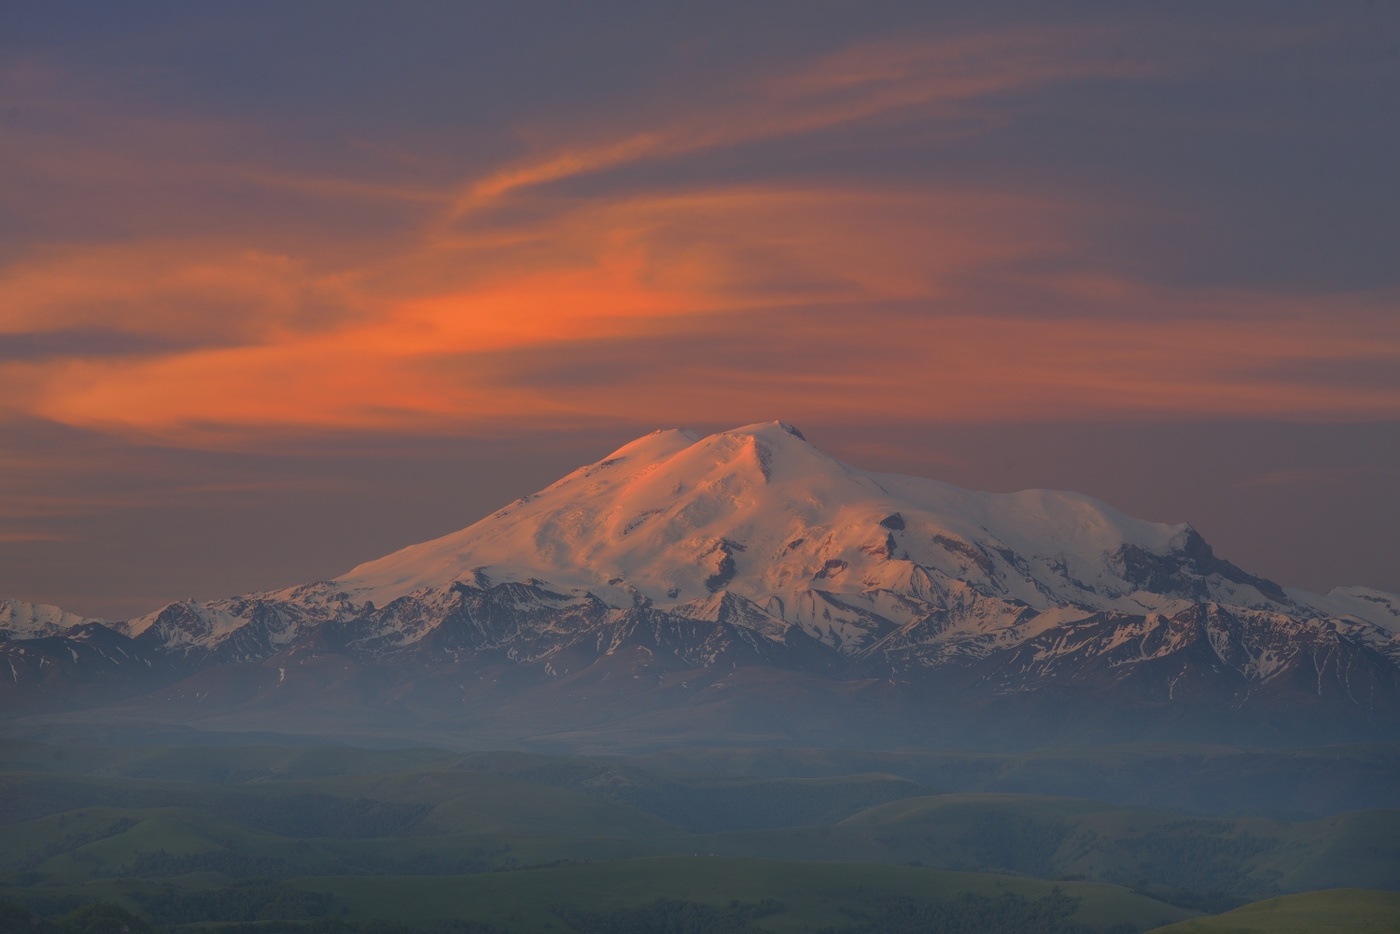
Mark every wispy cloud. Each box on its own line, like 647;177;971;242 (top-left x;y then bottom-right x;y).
447;27;1145;215
0;22;1395;448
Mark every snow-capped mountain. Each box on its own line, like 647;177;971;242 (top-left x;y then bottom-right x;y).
0;598;98;640
4;422;1398;746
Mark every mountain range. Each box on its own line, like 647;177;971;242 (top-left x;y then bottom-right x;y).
4;421;1399;749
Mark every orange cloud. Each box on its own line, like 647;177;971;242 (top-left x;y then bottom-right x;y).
1;27;1396;448
0;243;367;344
479;298;1400;426
0;181;1070;439
5;184;1397;442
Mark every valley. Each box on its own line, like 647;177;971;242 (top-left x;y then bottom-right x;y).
1;739;1397;932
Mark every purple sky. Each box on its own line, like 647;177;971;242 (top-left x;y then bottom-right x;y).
1;2;1397;618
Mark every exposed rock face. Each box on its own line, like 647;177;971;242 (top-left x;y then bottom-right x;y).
4;422;1398;745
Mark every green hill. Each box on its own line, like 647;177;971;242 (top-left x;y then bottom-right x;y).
1146;888;1400;932
697;793;1400;903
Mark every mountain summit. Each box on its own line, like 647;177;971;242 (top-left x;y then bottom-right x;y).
4;422;1399;748
343;420;1199;616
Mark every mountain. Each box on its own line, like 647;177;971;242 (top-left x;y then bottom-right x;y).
1;598;98;640
4;421;1399;749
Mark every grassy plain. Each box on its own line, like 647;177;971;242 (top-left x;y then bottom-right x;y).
304;857;1194;932
0;739;1397;931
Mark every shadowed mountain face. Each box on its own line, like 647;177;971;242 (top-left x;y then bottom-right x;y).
3;422;1399;748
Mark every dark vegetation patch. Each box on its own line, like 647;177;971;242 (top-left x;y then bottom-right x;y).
0;899;503;934
199;923;502;934
1129;885;1246;915
816;888;1130;934
1107;825;1278;895
951;807;1070;877
553;897;783;933
136;879;335;924
7;818;137;874
0;898;153;934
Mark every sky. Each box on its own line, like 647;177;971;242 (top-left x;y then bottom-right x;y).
1;1;1397;619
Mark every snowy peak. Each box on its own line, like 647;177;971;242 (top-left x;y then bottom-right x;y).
338;421;844;606
336;421;1282;632
0;598;99;640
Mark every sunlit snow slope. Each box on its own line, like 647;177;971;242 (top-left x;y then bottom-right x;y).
345;422;1189;609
